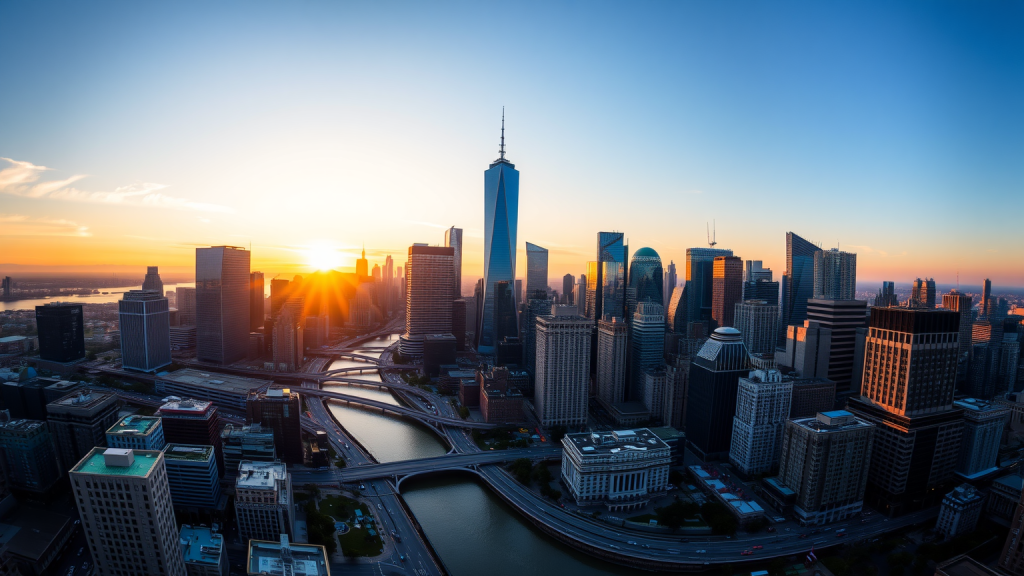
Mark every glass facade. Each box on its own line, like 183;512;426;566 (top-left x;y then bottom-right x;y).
626;247;663;322
684;247;733;333
479;154;519;355
597;232;628;320
196;246;251;365
782;232;821;331
525;242;548;299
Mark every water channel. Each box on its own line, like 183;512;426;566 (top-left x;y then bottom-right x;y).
324;334;639;576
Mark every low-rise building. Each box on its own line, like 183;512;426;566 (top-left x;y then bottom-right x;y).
0;506;74;576
561;429;670;511
246;534;329;576
105;415;166;450
155;369;272;411
936;555;1001;576
689;464;766;527
179;524;228;576
459;378;479;407
936;484;984;540
235;461;293;542
479;366;524;424
438;368;475;395
988;473;1024;523
607;401;651;428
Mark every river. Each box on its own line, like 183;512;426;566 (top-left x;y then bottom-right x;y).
0;282;197;312
324;334;639;576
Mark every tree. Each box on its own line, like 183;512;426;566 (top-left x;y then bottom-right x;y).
700;502;737;536
303;501;338;555
509;458;533;484
459;406;470;419
305;483;321;500
668;469;684;487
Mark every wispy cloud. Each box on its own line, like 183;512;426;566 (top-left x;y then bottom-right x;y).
0;213;91;237
0;157;232;213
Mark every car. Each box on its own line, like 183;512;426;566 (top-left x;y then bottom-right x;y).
741;550;753;556
627;541;637;546
837;532;848;538
78;547;84;556
752;545;763;550
641;544;650;549
399;555;406;562
74;520;81;526
696;550;707;554
359;484;365;489
767;526;776;532
377;504;382;510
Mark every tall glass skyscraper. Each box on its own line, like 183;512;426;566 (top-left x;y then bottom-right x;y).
478;114;519;355
626;247;663;322
781;232;821;332
596;232;628;320
196;246;251;365
525;242;548;300
684;247;733;333
444;227;463;299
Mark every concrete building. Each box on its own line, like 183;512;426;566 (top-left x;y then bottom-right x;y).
0;505;74;576
936;484;984;540
106;415;166;451
1002;484;1024;574
179;525;228;576
912;277;937;309
812;249;857;300
734;300;780;355
157;398;223;472
177;286;197;327
118;289;172;372
170;325;197;350
711;255;743;329
34;302;85;363
45;388;120;471
525;242;549;300
690;464;766;527
595;316;628;407
988;473;1024;523
479;366;525;424
778;320;832;379
806;298;868;395
642;369;671;425
246;535;329;576
70;448;186;576
773;411;874;525
400;245;454;358
953;398;1009;478
789;376;836;418
561;429;670;511
196;246;251;365
156;369;272;411
235;461;293;542
729;369;793;476
164;444;223;510
630;301;665;402
534;307;592;428
523;297;554;378
685;327;752;461
0;419;62;496
445;227;463;299
221;423;277;476
423;333;457;377
943;290;974;357
246;387;303;464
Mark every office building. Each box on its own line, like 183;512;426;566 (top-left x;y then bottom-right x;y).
249;272;264;332
170;325;197;350
561;429;670;511
177;286;197;327
789;376;837;418
734;300;780;355
524;297;554;377
935;484;983;540
271;306;301;371
247;535;329;576
155;369;271;411
478;116;519;355
423;333;457;376
71;448;186;576
400;244;454;358
576;274;587;316
875;281;898;307
35;302;85;363
685;327;752;461
1;276;10;298
562;273;575;306
106;415;166;451
157;398;223;472
812;249;857;300
479;366;525;424
943;290;974;357
912;278;937;309
953;398;1008;478
744;278;780;306
685;247;734;333
46;388;120;471
806;299;868;394
179;525;228;576
246;387;302;464
663;260;677;310
196;246;251;365
641;369;673;425
772;411;874;525
221;423;277;476
626;248;663;322
596;316;628;407
729;369;792;476
630;301;665;401
534;306;592;427
665;283;687;334
164;444;223;510
711;255;743;329
592;232;629;324
444;226;463;299
525;242;548;299
781;232;822;336
119;289;172;372
778;321;831;379
235;461;293;542
142;265;164;293
1001;485;1024;574
0;418;62;496
846;307;964;514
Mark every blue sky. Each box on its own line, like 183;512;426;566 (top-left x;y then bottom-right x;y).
1;1;1022;287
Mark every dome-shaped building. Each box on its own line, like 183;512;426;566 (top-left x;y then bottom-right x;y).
626;247;663;321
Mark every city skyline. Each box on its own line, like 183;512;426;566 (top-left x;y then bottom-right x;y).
2;2;1023;285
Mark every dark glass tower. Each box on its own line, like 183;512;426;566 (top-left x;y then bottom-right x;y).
597;232;628;320
479;113;519;355
525;242;549;299
35;302;85;363
684;247;733;334
685;327;752;461
626;247;663;322
782;232;821;334
196;246;251;365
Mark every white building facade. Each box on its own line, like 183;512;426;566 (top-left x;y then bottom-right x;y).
729;369;793;476
561;429;670;511
235;461;293;542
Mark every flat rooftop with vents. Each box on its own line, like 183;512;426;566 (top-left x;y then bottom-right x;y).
155;369;272;410
247;534;329;576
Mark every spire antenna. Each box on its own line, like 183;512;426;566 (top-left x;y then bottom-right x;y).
707;221;717;248
499;107;506;160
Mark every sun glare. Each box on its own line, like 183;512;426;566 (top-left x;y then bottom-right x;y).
305;244;342;271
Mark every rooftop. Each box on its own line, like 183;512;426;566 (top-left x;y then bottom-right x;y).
690;465;765;518
565;428;669;456
791;411;874;433
157;397;214;415
954;398;1011;415
48;389;117;410
247;535;329;576
72;447;160;478
945;484;983;505
0;506;73;563
237;461;288;489
157;369;271;396
0;419;46;435
179;525;224;567
107;415;161;437
935;554;1001;576
164;444;215;462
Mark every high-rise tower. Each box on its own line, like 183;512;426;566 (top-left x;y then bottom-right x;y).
445;227;463;298
626;247;663;322
663;260;677;310
400;244;454;357
911;278;936;309
782;232;821;333
525;242;549;299
249;271;265;331
142;265;164;294
596;232;628;321
196;246;251;365
943;290;973;357
711;255;743;329
479;111;520;355
685;247;733;334
813;249;857;300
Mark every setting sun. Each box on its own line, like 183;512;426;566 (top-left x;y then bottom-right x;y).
304;243;343;271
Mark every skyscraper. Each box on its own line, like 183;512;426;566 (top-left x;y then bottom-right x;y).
525;242;548;299
355;245;368;279
595;232;628;322
685;247;734;333
982;278;993;317
176;286;196;326
157;398;223;473
743;263;779;305
576;274;587;316
250;271;265;332
813;248;857;300
1;276;11;298
35;302;85;363
596;316;628;407
953;398;1008;478
943;290;974;357
711;255;743;329
524;296;553;377
142;265;164;294
626;247;663;322
270;278;290;319
479;113;519;355
0;419;62;496
47;388;121;471
399;244;454;358
71;448;186;576
663;260;677;310
846;307;964;514
806;298;868;395
685;327;752;461
781;232;821;333
874;281;898;307
163;444;223;511
734;300;780;355
666;284;686;334
445;227;463;298
912;278;936;309
729;369;792;476
196;246;251;365
119;290;172;372
562;273;575;305
630;301;665;402
534;306;592;427
235;461;294;542
246;387;303;464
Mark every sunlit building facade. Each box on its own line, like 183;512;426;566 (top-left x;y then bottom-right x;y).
525;242;548;299
196;246;251;365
